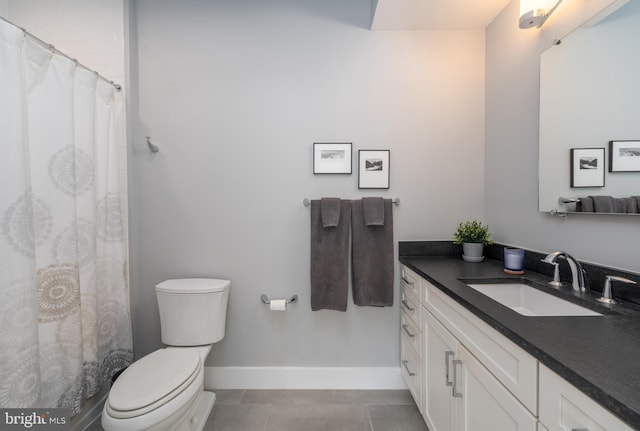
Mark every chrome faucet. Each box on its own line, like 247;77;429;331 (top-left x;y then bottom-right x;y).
543;251;588;292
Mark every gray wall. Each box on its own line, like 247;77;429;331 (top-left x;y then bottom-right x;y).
130;0;486;366
485;0;638;273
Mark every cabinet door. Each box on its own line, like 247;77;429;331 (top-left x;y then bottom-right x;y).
539;364;634;431
456;345;537;431
423;308;458;431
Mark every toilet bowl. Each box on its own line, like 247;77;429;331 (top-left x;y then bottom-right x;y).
102;278;230;431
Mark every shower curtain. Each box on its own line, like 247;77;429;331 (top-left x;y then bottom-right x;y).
0;20;133;414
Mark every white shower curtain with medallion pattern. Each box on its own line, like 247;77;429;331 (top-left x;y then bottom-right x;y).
0;20;133;414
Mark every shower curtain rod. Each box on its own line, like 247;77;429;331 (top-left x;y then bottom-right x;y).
0;15;122;91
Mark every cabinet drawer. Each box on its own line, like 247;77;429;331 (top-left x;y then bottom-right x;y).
423;279;538;414
401;332;422;408
401;308;421;354
401;287;420;326
401;265;421;302
539;364;634;431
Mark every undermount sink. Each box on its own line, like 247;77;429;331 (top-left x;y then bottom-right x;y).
466;283;602;317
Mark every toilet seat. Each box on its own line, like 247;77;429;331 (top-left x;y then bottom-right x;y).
107;349;201;419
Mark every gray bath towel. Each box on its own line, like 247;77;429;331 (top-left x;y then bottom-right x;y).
363;197;385;226
623;197;638;213
321;198;341;227
591;196;615;213
351;199;394;307
634;197;640;213
310;199;351;311
577;197;594;212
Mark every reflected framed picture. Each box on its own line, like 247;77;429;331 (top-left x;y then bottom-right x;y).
313;143;352;174
609;140;640;172
570;148;605;188
358;150;390;189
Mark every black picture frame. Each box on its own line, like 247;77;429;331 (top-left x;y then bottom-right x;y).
570;148;605;188
609;140;640;172
358;150;390;189
313;143;352;174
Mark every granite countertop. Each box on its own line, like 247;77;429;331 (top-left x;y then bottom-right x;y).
399;254;640;429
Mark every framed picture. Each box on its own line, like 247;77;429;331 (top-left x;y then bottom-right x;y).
313;143;352;174
570;148;605;188
609;140;640;172
358;150;390;189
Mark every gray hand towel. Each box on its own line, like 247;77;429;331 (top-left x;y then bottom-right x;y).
591;196;615;213
310;199;351;311
363;197;385;226
321;197;341;227
634;196;640;213
577;197;594;212
351;199;394;307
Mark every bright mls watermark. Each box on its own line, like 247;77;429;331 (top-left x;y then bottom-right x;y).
1;409;70;431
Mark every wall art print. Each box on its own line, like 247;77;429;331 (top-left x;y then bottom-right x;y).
570;148;605;188
313;143;352;174
358;150;390;189
609;140;640;172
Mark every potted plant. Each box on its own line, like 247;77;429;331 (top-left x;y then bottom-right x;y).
453;220;494;262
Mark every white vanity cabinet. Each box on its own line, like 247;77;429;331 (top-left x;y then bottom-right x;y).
421;293;536;431
422;278;538;413
400;266;423;407
539;364;634;431
399;263;635;431
400;264;537;431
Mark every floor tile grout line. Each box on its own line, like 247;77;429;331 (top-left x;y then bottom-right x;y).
260;403;270;431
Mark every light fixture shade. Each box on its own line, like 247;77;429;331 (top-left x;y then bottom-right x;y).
520;0;562;29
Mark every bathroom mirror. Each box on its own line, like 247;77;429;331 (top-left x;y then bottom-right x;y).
538;0;640;214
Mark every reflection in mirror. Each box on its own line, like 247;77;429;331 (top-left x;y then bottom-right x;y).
538;0;640;215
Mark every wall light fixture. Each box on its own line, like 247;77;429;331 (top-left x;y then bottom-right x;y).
519;0;563;28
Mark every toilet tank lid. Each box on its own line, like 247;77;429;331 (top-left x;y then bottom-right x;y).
156;278;231;294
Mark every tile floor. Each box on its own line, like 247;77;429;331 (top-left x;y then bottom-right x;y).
206;389;428;431
91;390;428;431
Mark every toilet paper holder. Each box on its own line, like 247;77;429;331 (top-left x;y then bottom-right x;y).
261;294;298;305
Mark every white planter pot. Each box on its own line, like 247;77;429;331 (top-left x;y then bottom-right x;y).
462;242;484;262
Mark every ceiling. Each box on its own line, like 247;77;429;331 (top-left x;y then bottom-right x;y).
371;0;513;30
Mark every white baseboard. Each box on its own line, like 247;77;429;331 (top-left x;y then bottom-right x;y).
204;366;406;390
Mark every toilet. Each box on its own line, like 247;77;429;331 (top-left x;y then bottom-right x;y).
102;278;230;431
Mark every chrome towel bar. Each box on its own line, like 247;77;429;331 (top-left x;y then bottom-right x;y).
303;197;400;207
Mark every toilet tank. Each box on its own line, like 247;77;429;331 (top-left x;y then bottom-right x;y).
155;278;230;346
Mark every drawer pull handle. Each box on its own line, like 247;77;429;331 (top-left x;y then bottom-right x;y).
571;429;590;431
401;276;414;286
402;324;415;338
402;360;416;376
445;351;454;386
452;359;463;398
401;299;415;312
